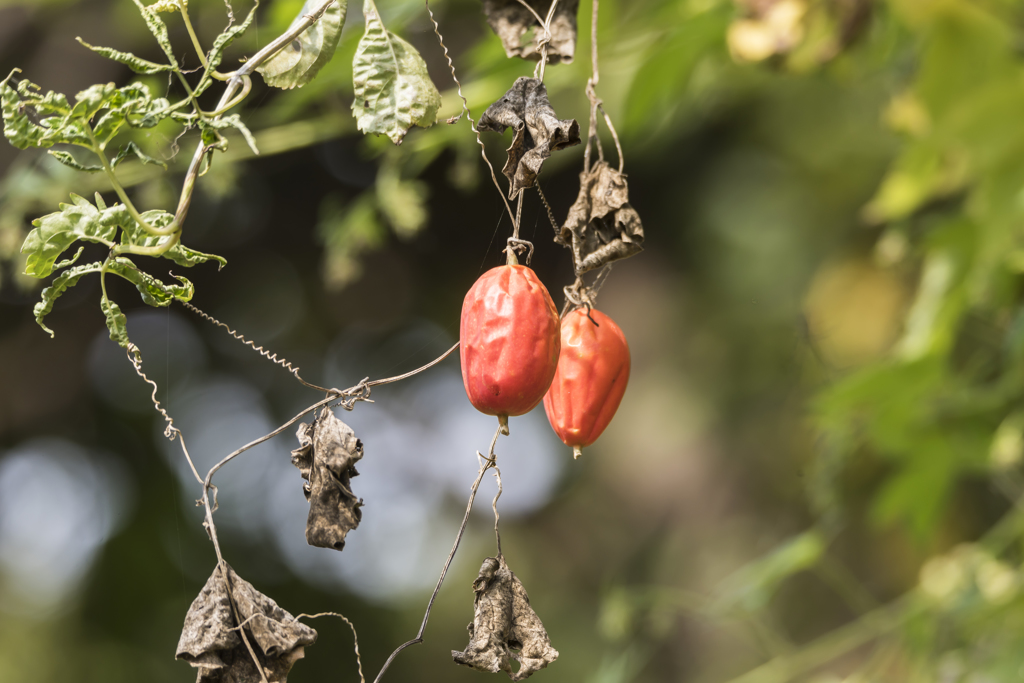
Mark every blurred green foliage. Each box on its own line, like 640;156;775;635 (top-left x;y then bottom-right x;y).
7;0;1024;682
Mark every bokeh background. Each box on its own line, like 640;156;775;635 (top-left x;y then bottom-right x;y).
4;0;1024;681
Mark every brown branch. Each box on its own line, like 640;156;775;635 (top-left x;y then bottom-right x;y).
372;425;505;683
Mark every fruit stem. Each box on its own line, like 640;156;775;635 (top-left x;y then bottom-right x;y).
498;414;510;435
573;446;583;459
506;248;519;266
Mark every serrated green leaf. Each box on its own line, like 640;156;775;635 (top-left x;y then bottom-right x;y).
193;1;260;100
351;1;440;144
22;194;118;278
101;294;130;347
33;261;104;337
76;37;176;74
111;141;167;169
257;0;346;90
107;257;194;306
130;0;179;69
48;149;102;172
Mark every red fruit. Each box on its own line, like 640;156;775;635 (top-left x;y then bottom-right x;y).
460;265;561;425
543;308;630;458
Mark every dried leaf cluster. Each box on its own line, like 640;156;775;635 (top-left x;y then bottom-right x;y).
291;409;365;551
176;563;317;683
479;77;581;199
482;0;580;64
558;161;644;274
452;556;559;680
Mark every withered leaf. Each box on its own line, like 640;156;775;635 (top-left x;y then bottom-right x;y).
176;562;317;683
482;0;580;64
291;409;364;551
478;77;580;199
557;160;644;274
452;556;558;680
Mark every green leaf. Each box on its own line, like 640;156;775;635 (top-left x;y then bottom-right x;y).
351;0;440;144
130;0;179;69
165;244;227;269
107;257;194;306
193;0;260;100
70;82;117;120
53;246;85;271
76;37;176;74
47;149;102;172
1;73;88;149
101;294;130;348
93;83;166;144
200;114;259;154
257;0;347;90
22;194;118;278
33;261;104;337
147;0;182;12
111;141;167;169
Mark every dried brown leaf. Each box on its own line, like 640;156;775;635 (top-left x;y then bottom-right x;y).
558;160;644;274
478;77;580;199
452;556;558;680
176;563;317;683
291;409;364;551
482;0;580;64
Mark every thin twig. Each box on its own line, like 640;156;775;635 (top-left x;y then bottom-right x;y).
125;343;203;485
181;301;332;392
492;466;503;557
295;612;366;683
372;425;504;683
425;0;517;232
175;0;338;228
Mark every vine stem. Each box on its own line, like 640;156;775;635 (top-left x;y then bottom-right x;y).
371;425;505;683
174;0;338;228
425;0;517;233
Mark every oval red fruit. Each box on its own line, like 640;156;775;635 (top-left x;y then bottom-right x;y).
460;265;561;422
543;308;630;458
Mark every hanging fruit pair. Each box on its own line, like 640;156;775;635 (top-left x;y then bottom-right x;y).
543;307;630;458
460;257;561;432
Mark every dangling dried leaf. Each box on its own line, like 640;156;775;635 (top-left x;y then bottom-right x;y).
482;0;580;64
452;556;558;680
176;562;318;683
557;160;644;274
478;77;580;199
291;409;364;550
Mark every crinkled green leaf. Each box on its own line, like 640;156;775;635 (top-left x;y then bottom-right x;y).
257;0;347;90
148;0;182;12
200;114;259;154
112;141;167;169
48;149;102;172
130;0;179;69
53;246;85;271
71;83;117;120
22;194;118;278
165;244;227;269
107;257;194;306
76;37;176;74
93;83;166;144
191;0;259;100
33;261;104;337
351;0;440;144
101;295;130;347
2;72;89;149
